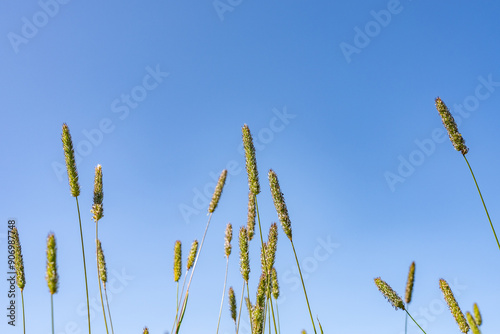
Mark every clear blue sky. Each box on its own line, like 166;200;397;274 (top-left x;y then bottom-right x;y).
1;1;500;333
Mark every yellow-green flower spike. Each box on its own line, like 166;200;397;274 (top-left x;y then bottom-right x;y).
228;286;237;323
466;311;481;334
405;261;415;304
96;239;107;286
187;240;198;271
374;277;405;310
61;123;81;197
253;273;267;334
266;223;278;273
46;233;58;295
247;192;256;241
224;223;233;258
91;164;103;222
271;267;279;299
239;227;250;282
11;227;25;290
242;124;260;195
473;303;482;326
208;169;227;213
143;327;149;334
435;97;469;155
174;240;182;282
268;169;292;241
439;279;469;333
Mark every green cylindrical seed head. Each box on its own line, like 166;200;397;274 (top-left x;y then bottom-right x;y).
266;223;278;273
374;277;405;311
174;240;182;282
11;227;25;290
239;227;250;282
224;223;233;258
260;242;267;274
187;240;198;270
228;286;237;323
271;267;279;299
439;278;469;333
253;273;267;334
435;97;469;155
405;261;415;304
466;311;481;334
208;169;227;213
473;303;482;326
91;164;104;222
97;239;108;286
247;192;256;241
242;124;261;195
268;169;292;241
46;233;59;295
62;123;81;197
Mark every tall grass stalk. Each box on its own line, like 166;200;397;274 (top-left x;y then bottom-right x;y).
174;169;227;333
435;98;500;252
404;262;415;334
46;233;58;334
62;123;91;334
268;170;317;334
96;238;109;334
216;223;233;334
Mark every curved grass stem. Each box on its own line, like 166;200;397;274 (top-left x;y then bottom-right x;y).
463;154;500;252
405;310;427;334
236;280;246;334
76;197;91;334
216;257;230;334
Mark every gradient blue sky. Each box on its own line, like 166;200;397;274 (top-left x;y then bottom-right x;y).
2;1;500;333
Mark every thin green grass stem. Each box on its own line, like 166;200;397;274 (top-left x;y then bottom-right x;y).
236;280;246;334
463;154;500;252
291;242;317;334
216;258;230;334
76;197;91;334
405;311;408;334
104;287;114;334
21;290;25;334
246;282;254;334
254;196;278;334
275;299;281;334
51;293;55;334
405;310;427;334
96;223;109;334
175;213;214;333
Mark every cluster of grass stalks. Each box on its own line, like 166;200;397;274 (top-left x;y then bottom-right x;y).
8;97;495;333
374;97;494;334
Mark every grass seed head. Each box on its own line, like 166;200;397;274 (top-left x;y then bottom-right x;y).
46;233;58;294
97;239;108;285
239;226;250;282
473;303;482;326
466;311;481;334
187;240;198;270
440;278;469;333
374;277;405;311
143;327;149;334
405;261;415;304
208;169;227;213
435;97;469;155
266;223;278;273
268;169;292;241
224;223;233;258
228;286;237;323
247;192;256;241
11;227;25;290
253;273;267;334
174;240;182;282
242;124;261;195
61;123;80;197
271;267;280;299
91;164;104;222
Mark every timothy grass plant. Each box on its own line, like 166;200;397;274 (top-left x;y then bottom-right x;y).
46;233;58;334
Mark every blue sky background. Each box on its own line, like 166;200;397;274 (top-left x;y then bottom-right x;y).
1;1;500;333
